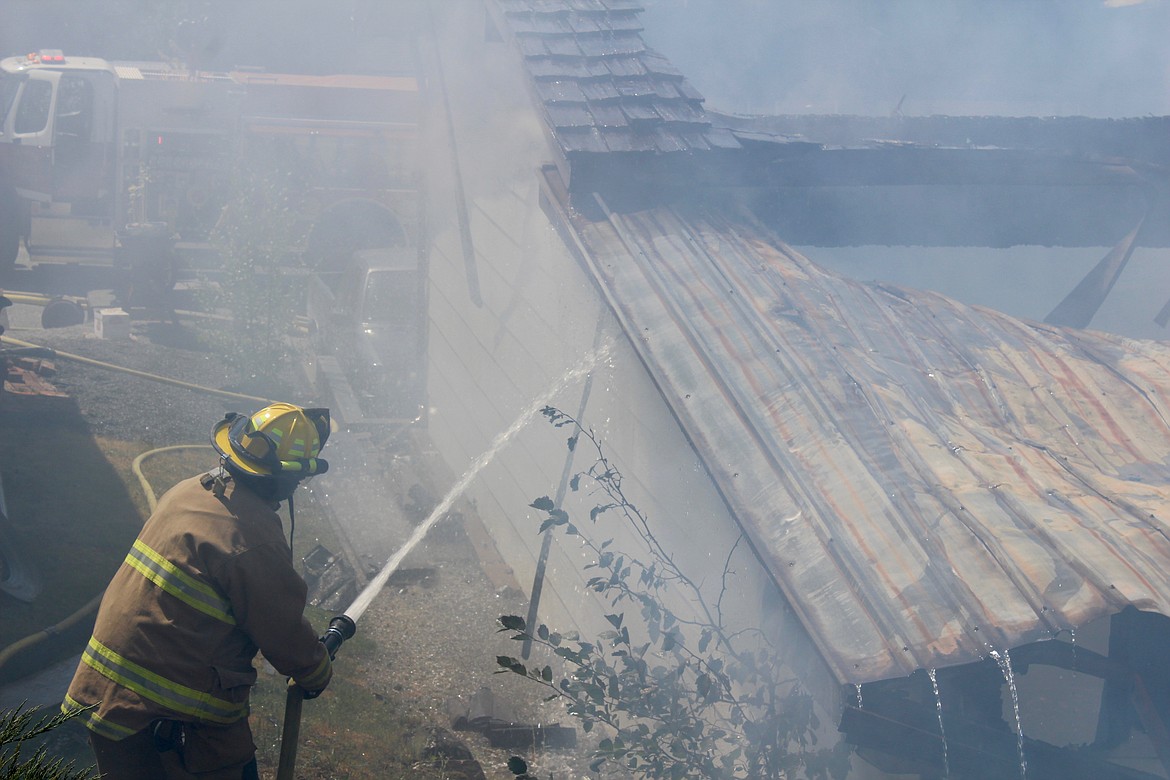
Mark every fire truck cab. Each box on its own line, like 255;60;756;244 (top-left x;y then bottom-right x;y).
0;49;420;275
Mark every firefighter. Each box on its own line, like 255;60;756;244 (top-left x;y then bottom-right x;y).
63;403;335;779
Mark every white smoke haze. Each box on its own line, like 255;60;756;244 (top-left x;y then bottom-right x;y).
641;0;1170;117
635;0;1170;341
6;2;1170;775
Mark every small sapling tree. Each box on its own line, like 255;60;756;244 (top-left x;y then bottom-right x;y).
202;143;309;392
496;407;851;780
0;703;97;780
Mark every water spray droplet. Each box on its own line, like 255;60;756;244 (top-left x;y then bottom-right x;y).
343;345;611;623
928;668;950;778
991;648;1028;779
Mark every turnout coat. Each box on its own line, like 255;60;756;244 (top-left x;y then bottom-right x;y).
63;471;331;750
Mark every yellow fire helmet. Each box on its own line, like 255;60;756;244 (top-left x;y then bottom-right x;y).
211;402;330;477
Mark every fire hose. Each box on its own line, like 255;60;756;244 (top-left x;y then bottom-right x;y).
275;555;418;778
275;615;356;780
276;481;460;778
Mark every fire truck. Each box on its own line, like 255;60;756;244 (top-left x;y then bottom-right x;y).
0;49;420;276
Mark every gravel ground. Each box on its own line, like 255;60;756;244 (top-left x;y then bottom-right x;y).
1;299;594;779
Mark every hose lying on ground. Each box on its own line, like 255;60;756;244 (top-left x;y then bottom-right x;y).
0;334;273;405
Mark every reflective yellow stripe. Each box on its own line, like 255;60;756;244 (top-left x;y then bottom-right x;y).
62;693;137;740
286;436;307;458
296;653;331;691
82;637;247;724
126;540;236;625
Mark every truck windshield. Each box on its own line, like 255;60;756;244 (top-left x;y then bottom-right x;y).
13;79;52;134
0;74;22;127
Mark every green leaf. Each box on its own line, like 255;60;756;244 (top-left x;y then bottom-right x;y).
537;624;550;641
530;496;555;511
542;665;553;682
605;613;624;629
498;615;526;632
570;474;581;491
698;629;713;653
496;655;522;674
567;434;578;451
507;756;529;775
697;673;712;699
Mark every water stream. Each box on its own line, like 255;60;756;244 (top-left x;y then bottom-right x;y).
928;668;950;778
343;346;610;623
990;649;1028;779
854;683;863;709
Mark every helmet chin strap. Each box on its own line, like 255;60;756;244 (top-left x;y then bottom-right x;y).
286;492;296;563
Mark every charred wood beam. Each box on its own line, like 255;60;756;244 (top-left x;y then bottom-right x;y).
713;113;1170;171
563;111;1170;247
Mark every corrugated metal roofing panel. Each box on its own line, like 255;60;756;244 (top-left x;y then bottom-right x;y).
563;198;1170;684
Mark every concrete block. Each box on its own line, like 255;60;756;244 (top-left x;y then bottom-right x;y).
94;308;131;340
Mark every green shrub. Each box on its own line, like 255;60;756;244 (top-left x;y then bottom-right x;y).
0;702;97;780
497;408;852;780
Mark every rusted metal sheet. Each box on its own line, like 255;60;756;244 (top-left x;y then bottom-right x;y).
559;192;1170;685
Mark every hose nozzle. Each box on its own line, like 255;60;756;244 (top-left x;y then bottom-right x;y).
322;615;356;659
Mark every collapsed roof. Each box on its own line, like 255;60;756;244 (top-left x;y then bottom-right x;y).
544;186;1170;683
489;0;1170;685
